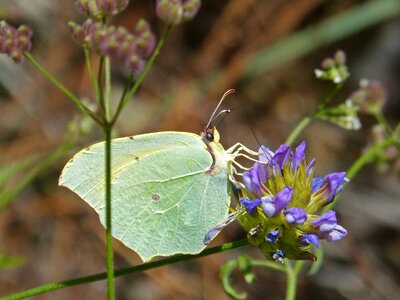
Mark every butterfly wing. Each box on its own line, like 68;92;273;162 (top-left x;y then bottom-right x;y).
59;131;231;261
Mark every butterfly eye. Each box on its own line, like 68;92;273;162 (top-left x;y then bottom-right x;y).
206;131;214;142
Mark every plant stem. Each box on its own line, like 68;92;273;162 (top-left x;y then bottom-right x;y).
104;122;115;300
285;261;296;300
0;239;250;300
24;52;102;125
285;115;313;146
111;24;173;125
84;48;105;117
104;57;112;122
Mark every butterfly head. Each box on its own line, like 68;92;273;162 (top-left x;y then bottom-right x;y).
201;126;220;144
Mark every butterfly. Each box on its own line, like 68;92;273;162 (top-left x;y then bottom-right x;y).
59;89;258;261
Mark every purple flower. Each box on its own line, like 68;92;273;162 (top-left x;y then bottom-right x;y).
270;144;290;172
300;233;319;247
323;172;349;205
311;210;337;232
240;197;261;216
0;21;33;63
284;207;307;225
258;145;274;163
243;162;268;194
321;224;348;242
311;176;324;193
291;141;306;170
270;249;286;262
261;186;293;217
266;229;280;243
306;158;316;176
261;196;275;217
274;186;293;214
68;18;155;74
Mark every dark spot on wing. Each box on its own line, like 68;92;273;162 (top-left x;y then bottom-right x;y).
129;136;134;140
152;194;160;201
134;156;140;161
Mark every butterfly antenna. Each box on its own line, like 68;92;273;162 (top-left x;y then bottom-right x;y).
249;125;262;148
206;89;236;128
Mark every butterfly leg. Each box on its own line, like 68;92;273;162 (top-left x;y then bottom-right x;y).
226;143;259;156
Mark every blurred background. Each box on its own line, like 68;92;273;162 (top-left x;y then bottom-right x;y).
1;0;400;299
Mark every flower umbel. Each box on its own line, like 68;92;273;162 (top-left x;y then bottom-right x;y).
0;21;33;63
237;142;348;262
68;18;156;74
314;50;349;84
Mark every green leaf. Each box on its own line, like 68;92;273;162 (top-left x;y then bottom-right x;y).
60;131;232;261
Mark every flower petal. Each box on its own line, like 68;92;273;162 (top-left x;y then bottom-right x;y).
266;229;280;243
311;210;337;232
273;186;293;215
240;197;261;216
284;207;307;225
300;233;319;247
261;196;275;217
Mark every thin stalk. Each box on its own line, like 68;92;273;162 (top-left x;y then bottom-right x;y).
373;112;400;151
285;115;313;146
104;57;112;122
285;261;296;300
24;52;102;125
104;123;115;300
317;83;343;111
0;239;250;300
111;24;173;125
84;48;105;116
98;56;105;109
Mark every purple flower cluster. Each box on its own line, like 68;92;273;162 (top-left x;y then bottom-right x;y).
156;0;201;25
75;0;129;18
0;21;33;63
68;19;155;74
237;141;348;261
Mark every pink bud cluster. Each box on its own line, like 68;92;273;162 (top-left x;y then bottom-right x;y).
156;0;201;25
75;0;129;18
0;20;33;63
69;19;156;74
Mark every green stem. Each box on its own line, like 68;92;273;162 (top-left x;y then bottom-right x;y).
285;261;296;300
111;24;173;125
104;123;115;300
0;239;249;300
373;111;392;136
84;48;105;116
285;115;313;146
104;57;112;122
284;260;303;300
24;52;102;125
